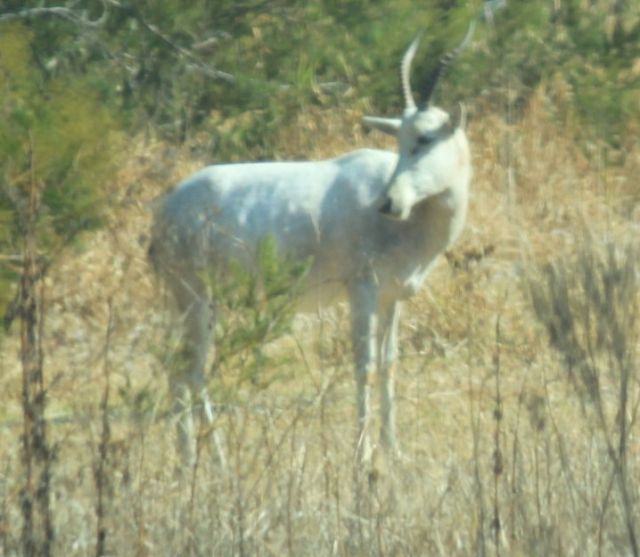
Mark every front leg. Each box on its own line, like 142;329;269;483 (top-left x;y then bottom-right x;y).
378;301;401;453
349;279;378;461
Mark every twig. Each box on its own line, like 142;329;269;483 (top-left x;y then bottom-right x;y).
492;314;504;556
20;132;54;557
94;298;115;557
125;6;235;83
0;3;109;28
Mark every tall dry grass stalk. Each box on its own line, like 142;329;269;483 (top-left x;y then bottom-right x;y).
93;299;114;557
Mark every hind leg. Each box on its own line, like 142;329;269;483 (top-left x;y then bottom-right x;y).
170;273;215;466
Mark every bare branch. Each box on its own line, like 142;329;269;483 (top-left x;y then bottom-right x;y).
0;2;235;83
129;10;235;83
0;3;109;28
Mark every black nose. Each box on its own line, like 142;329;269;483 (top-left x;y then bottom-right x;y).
379;198;392;215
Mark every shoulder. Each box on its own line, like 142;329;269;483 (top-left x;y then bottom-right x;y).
334;149;397;174
335;148;396;163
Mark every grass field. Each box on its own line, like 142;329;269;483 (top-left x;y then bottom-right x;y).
1;86;639;556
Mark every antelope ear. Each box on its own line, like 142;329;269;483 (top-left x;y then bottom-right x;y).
362;116;402;137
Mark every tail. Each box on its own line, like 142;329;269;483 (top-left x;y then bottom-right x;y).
147;193;166;275
147;237;160;274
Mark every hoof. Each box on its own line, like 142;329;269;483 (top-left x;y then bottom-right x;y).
199;389;214;424
380;434;408;462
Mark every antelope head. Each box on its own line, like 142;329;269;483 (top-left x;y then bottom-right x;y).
365;23;475;220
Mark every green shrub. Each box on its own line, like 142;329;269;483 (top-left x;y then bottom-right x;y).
0;24;120;328
207;236;312;394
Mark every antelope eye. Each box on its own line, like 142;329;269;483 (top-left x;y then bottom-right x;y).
412;134;435;155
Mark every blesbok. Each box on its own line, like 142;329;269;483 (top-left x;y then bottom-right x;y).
149;24;475;465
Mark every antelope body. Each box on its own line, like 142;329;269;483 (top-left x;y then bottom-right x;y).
150;25;474;464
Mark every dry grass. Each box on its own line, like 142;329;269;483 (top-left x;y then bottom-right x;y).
1;84;639;556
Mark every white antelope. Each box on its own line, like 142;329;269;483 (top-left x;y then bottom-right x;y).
149;24;474;465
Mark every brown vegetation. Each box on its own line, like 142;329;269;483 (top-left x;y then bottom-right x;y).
1;84;639;555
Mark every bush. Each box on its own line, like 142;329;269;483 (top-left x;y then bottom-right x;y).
0;23;120;328
529;240;640;556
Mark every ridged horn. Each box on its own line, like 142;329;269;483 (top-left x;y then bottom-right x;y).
422;20;476;107
400;34;421;111
452;102;467;130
